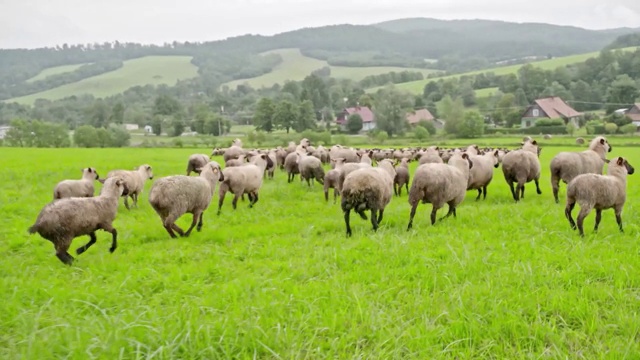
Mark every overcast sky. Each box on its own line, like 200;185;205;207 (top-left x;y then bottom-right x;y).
1;0;639;49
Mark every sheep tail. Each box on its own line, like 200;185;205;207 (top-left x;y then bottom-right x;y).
27;224;38;234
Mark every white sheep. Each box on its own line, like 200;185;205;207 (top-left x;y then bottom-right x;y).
101;164;154;209
53;167;100;199
28;176;126;265
407;153;473;229
467;150;500;200
565;157;634;237
550;136;612;203
148;162;224;238
186;154;211;176
501;140;541;202
297;152;325;186
217;153;273;214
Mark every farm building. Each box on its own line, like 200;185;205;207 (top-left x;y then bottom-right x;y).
520;96;582;128
124;123;139;131
144;125;153;133
618;103;640;131
336;106;376;131
405;108;444;129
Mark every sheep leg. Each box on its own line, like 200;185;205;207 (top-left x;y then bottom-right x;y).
407;202;418;230
615;206;624;233
576;206;592;237
232;193;242;209
133;193;139;208
101;225;118;253
551;175;560;204
123;196;131;210
217;191;226;215
163;223;178;238
439;204;455;221
405;182;409;195
593;209;602;232
55;241;74;265
378;209;384;223
430;206;438;225
197;212;204;232
249;192;259;207
344;209;352;237
324;188;329;202
76;232;97;255
565;201;577;230
394;183;399;196
333;188;339;204
483;185;487;200
170;224;185;237
370;209;379;232
535;179;542;195
184;211;202;237
508;181;518;202
475;189;482;201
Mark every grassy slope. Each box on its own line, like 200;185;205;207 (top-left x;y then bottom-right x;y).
2;140;640;358
223;48;435;89
372;46;638;95
26;64;88;83
8;56;199;105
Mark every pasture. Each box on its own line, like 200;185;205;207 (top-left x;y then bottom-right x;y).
26;64;88;83
8;56;199;105
223;48;436;90
2;141;640;359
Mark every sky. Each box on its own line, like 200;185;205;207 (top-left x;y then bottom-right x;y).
1;0;639;49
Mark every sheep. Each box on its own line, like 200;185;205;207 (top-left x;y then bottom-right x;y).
148;162;224;238
313;145;330;164
223;141;245;162
329;145;359;165
266;150;277;179
565;157;634;237
394;158;410;196
467;150;500;201
341;159;396;237
28;176;126;265
576;137;585;145
217;153;273;214
297;152;325;186
275;147;287;169
186;154;211;176
418;146;443;165
407;153;473;230
53;167;100;199
543;134;552;140
225;154;248;167
550;136;612;203
357;150;374;165
100;164;154;210
210;147;225;156
323;168;342;203
284;151;301;183
501;140;542;202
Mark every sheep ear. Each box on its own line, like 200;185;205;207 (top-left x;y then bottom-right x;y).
617;157;624;166
532;140;537;145
600;138;605;145
494;150;499;157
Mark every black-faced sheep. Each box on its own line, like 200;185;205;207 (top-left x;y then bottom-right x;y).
550;136;612;203
53;167;100;199
565;157;634;237
149;162;224;238
28;176;126;265
341;159;396;236
501;140;541;202
407;153;473;230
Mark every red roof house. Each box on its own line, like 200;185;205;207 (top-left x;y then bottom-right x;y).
336;106;376;131
520;96;583;128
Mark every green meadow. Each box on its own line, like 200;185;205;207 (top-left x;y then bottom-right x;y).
2;140;640;358
26;63;88;83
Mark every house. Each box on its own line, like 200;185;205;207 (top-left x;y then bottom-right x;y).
0;125;11;139
520;96;583;128
124;123;139;131
336;106;376;131
405;108;444;129
619;103;640;131
144;125;153;133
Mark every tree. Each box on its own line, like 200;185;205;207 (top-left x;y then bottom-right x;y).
108;124;131;147
458;82;476;107
566;122;576;136
300;74;330;111
604;123;618;134
440;95;465;135
606;74;639;114
281;81;301;100
514;88;529;107
204;113;226;136
151;115;163;136
373;86;414;137
414;125;429;141
295;100;317;133
346;114;363;134
620;123;636;134
358;94;374;108
74;125;98;148
273;100;298;133
170;117;185;137
253;98;275;132
110;102;125;124
95;127;111;147
153;94;182;116
89;100;110;128
418;120;437;135
458;111;485;138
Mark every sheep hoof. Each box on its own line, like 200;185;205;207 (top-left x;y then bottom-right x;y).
109;247;117;253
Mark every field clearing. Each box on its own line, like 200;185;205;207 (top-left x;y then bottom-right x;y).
7;56;199;105
369;46;639;95
223;48;435;89
26;63;88;83
2;142;640;358
474;86;500;98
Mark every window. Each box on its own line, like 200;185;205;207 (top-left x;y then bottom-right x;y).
532;109;539;117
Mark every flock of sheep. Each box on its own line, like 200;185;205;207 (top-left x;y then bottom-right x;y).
28;135;634;265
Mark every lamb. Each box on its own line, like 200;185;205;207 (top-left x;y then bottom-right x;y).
467;150;500;200
217;153;273;214
323;168;342;203
148;162;224;238
550;136;612;203
186;154;211;176
501;140;542;202
394;158;410;196
100;164;154;210
341;159;396;237
297;152;325;186
565;157;634;237
53;167;100;199
407;153;473;230
28;176;126;265
225;154;248;167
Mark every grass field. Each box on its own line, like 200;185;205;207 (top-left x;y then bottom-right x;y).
8;56;199;105
26;64;88;83
370;46;639;95
2;140;640;358
474;87;500;98
223;48;436;90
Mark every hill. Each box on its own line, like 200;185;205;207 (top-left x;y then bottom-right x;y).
26;63;88;83
369;46;639;95
223;48;436;89
9;56;198;105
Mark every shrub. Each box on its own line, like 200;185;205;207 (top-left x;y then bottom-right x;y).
414;126;429;141
535;118;564;126
346;114;363;134
620;123;637;134
604;123;618;134
417;120;437;135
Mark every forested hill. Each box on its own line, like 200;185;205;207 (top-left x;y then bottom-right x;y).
1;17;638;102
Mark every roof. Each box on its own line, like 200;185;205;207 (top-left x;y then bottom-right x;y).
406;108;435;124
336;106;375;124
627;103;640;122
533;96;582;119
